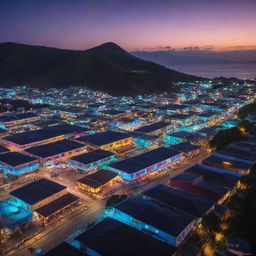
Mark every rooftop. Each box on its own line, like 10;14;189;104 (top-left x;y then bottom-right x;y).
10;178;66;205
75;217;177;256
77;170;118;189
114;197;194;236
25;139;85;158
70;149;114;165
134;121;170;133
142;184;213;217
0;151;37;167
35;193;79;218
108;147;180;174
77;130;131;146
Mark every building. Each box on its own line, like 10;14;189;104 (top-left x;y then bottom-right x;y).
68;149;115;173
1;124;89;150
77;169;118;193
134;121;171;136
170;164;242;204
107;197;195;246
72;217;177;256
0;112;40;130
76;130;133;152
165;131;191;145
34;193;79;222
43;242;88;256
107;147;181;181
169;142;201;159
0;151;39;176
25;139;86;166
141;184;213;218
10;178;67;211
203;153;253;174
109;117;142;131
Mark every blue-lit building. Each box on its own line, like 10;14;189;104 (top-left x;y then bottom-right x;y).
107;197;195;246
165;131;191;145
107;147;181;181
68;149;116;173
72;217;177;256
0;151;39;176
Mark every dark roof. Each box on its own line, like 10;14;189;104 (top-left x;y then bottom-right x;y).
203;153;253;172
109;147;180;174
70;149;114;165
170;142;200;153
75;217;177;256
77;131;131;146
134;121;170;133
77;170;118;189
0;113;39;123
167;131;191;138
115;197;194;236
0;152;37;167
219;146;256;161
10;178;66;205
0;145;10;154
168;114;191;120
25;139;85;158
3;124;88;146
35;193;79;217
142;184;213;218
43;242;88;256
185;164;241;188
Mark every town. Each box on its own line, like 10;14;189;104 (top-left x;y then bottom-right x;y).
0;78;256;256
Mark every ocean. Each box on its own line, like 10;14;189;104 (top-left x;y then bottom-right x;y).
167;63;256;79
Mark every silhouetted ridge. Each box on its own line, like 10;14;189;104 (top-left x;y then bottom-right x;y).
0;42;202;95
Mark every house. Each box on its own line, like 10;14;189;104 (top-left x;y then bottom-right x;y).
68;149;116;173
1;124;89;149
107;197;195;246
169;142;201;159
77;169;118;193
107;147;181;181
0;151;39;176
134;121;171;136
141;184;214;218
72;217;177;256
25;139;86;167
76;130;133;152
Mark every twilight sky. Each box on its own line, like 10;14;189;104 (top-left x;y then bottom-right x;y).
0;0;256;51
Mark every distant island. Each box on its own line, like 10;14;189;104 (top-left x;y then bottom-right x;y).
0;42;202;96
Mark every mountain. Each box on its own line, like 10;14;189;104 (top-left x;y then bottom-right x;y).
131;50;256;66
0;42;202;96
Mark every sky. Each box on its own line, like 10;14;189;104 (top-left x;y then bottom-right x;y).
0;0;256;51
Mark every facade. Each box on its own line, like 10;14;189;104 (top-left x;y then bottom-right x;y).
0;151;39;176
73;217;177;256
107;147;181;181
169;142;201;159
107;198;195;246
77;169;118;193
68;149;116;173
134;121;171;136
10;178;67;211
1;124;89;150
25;139;87;166
76;130;133;152
0;113;40;130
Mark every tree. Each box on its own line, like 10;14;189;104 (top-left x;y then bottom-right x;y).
209;127;245;151
106;194;127;208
